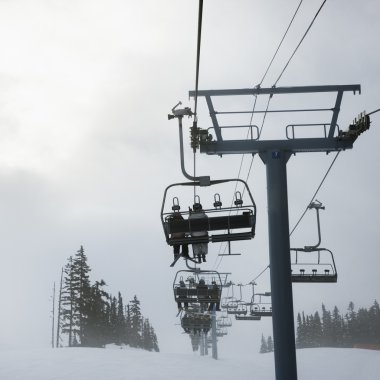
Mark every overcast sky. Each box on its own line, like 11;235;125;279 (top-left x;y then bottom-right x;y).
0;0;379;358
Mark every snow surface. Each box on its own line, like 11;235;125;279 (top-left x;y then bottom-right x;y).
0;345;379;380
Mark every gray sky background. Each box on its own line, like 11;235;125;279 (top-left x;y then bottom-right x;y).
0;0;379;357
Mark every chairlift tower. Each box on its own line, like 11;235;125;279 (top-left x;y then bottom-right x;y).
184;84;370;380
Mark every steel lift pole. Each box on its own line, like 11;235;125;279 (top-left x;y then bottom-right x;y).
200;331;205;356
211;305;218;360
260;149;297;379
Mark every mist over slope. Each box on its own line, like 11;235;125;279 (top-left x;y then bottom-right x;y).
0;345;379;380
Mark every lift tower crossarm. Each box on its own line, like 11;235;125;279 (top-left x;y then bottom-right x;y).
190;84;361;147
200;137;354;155
189;84;360;97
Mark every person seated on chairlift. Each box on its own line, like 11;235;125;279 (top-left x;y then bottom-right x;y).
189;201;209;263
197;279;210;310
170;211;190;261
177;280;189;310
208;281;221;311
187;276;196;288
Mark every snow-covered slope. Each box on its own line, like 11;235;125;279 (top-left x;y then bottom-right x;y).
0;346;379;380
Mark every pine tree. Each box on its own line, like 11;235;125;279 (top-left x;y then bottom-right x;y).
296;312;304;348
321;304;332;347
71;245;91;345
61;256;77;346
82;280;109;347
356;307;370;344
267;336;274;352
369;300;380;344
345;301;356;346
150;325;159;352
341;316;350;347
260;334;268;353
129;296;143;348
312;311;323;347
140;318;159;352
142;319;153;351
60;247;92;347
56;267;64;348
116;292;125;345
305;314;312;348
302;312;309;347
108;296;118;344
125;304;132;346
331;306;343;347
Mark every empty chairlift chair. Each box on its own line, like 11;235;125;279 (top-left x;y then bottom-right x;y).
290;200;338;284
217;315;232;328
227;302;248;315
235;314;261;321
250;292;272;317
291;248;337;283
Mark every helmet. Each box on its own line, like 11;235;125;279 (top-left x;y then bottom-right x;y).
193;203;203;211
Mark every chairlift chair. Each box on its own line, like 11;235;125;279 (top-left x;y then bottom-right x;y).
235;314;261;321
181;311;212;334
291;248;337;283
290;201;337;283
161;179;256;249
219;275;233;288
227;301;248;315
221;297;229;309
226;285;242;309
250;292;272;317
173;269;222;306
251;303;273;317
221;281;238;309
226;298;240;309
217;315;232;328
216;327;228;337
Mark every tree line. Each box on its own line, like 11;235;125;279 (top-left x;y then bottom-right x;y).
296;301;380;349
55;246;159;351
